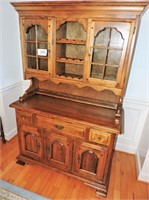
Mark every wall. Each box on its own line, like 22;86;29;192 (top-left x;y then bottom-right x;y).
136;111;149;183
115;8;149;153
0;0;24;140
0;0;149;182
115;8;149;183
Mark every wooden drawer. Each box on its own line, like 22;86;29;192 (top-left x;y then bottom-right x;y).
35;115;85;138
89;129;111;146
17;110;33;125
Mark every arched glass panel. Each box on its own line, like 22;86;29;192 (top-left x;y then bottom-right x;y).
90;27;124;81
26;25;48;71
94;28;110;46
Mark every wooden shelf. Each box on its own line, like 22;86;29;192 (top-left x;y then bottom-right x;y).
56;57;84;65
56;38;86;45
56;73;83;80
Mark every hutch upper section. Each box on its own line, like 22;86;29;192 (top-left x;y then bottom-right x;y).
11;0;149;97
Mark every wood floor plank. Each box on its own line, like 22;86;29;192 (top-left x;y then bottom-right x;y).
120;152;127;200
0;136;149;200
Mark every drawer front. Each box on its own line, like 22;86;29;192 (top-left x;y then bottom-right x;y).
35;115;85;138
89;129;111;146
17;110;33;125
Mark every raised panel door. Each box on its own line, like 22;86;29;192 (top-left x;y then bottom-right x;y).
44;132;73;172
73;140;108;182
19;125;43;161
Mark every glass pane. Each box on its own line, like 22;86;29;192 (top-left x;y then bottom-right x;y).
90;65;103;79
107;50;122;65
110;28;123;47
56;63;83;79
57;22;86;40
38;58;48;71
104;66;118;81
27;43;36;55
27;26;36;41
38;43;48;49
94;28;110;46
37;26;48;42
28;57;36;69
92;48;107;64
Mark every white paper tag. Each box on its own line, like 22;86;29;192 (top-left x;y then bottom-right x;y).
37;49;47;56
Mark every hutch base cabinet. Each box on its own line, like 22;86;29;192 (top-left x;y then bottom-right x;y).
10;0;148;197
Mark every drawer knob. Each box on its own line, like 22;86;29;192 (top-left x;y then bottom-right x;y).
55;124;64;130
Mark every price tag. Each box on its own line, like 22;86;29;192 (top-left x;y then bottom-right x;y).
37;49;47;56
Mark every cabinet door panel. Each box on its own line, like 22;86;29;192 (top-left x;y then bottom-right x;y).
19;125;43;161
21;18;49;72
73;140;108;182
45;132;73;172
87;21;131;86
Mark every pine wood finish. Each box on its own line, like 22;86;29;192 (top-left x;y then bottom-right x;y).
10;0;148;197
1;137;149;199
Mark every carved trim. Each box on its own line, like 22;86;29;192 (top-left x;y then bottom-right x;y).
47;78;121;96
19;77;39;102
115;97;123;125
23;18;48;33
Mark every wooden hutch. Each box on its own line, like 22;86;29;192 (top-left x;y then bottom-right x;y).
10;0;148;197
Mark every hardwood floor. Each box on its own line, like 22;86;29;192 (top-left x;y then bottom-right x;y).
0;136;149;200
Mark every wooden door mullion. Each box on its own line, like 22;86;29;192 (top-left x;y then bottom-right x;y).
35;25;39;70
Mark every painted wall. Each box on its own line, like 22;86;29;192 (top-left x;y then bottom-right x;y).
116;8;149;152
1;0;23;88
0;0;24;140
116;8;149;183
0;0;149;182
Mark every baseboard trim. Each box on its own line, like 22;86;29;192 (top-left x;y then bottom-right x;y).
5;128;17;141
115;142;136;154
135;147;149;183
138;173;149;183
135;149;141;177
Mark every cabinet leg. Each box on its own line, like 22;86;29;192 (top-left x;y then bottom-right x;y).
16;160;25;166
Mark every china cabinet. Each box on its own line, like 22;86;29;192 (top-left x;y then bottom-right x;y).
10;0;148;197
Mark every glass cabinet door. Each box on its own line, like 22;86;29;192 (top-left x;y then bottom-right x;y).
23;19;49;72
55;20;87;80
88;21;130;86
